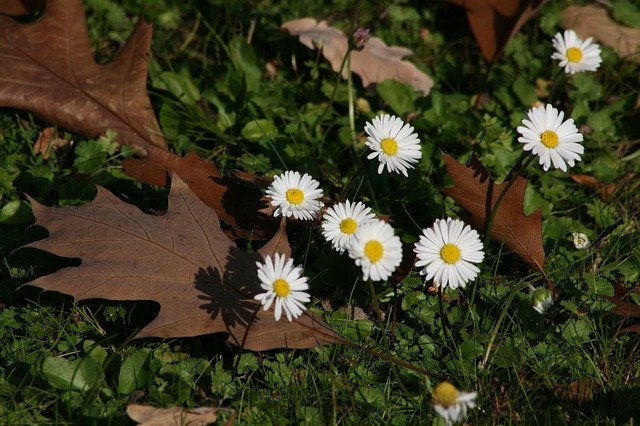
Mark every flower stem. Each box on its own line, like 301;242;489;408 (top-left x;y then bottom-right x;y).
347;54;356;143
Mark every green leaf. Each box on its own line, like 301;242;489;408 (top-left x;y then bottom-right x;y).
613;0;640;28
0;200;33;225
493;338;524;368
241;119;278;142
459;341;484;359
83;340;108;367
587;199;617;229
376;80;415;116
118;348;153;395
584;274;614;297
154;71;201;106
229;37;262;93
512;77;537;106
40;356;103;391
560;319;592;345
74;141;106;173
354;386;385;409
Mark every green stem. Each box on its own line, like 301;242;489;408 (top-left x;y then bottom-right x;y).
347;54;356;144
233;304;261;376
338;160;368;201
310;48;352;133
480;281;528;369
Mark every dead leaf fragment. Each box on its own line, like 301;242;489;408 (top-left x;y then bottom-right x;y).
22;175;343;350
562;5;640;62
0;0;165;150
568;174;616;201
33;127;70;160
448;0;547;62
604;282;640;334
122;146;276;240
282;18;433;95
441;155;545;273
127;404;218;426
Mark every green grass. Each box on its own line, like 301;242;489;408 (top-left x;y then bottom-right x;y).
2;0;640;424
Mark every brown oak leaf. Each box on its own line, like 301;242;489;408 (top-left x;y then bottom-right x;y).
122;145;276;240
22;175;343;351
0;0;165;150
448;0;547;63
127;404;218;426
281;18;433;95
441;154;545;273
562;5;640;62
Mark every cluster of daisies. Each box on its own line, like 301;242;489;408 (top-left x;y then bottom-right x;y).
254;115;487;322
251;28;601;424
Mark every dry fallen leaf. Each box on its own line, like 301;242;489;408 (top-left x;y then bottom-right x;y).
441;155;545;273
562;5;640;62
33;127;71;160
568;174;617;201
0;0;165;150
555;379;598;403
281;18;433;95
448;0;547;63
122;146;277;241
127;404;218;426
604;282;640;334
22;175;343;351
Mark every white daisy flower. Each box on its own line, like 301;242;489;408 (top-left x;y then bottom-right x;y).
431;381;477;426
321;200;376;253
364;113;422;177
254;253;311;321
266;171;324;220
516;104;584;172
414;218;484;290
572;232;590;250
551;29;602;74
531;288;554;315
348;219;403;282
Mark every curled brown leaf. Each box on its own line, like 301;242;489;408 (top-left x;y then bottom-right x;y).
282;18;433;95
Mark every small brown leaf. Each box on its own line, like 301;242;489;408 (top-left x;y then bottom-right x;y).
122;146;276;240
448;0;547;63
33;127;70;160
281;18;433;95
126;404;218;426
605;282;640;319
562;5;640;62
22;175;343;350
555;379;598;403
0;0;165;150
568;174;616;200
441;154;545;273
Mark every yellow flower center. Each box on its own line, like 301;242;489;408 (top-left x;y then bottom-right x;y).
285;188;304;205
381;138;398;155
566;47;583;63
364;240;384;263
273;278;290;297
440;243;461;264
432;381;459;407
339;218;358;235
540;130;559;148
